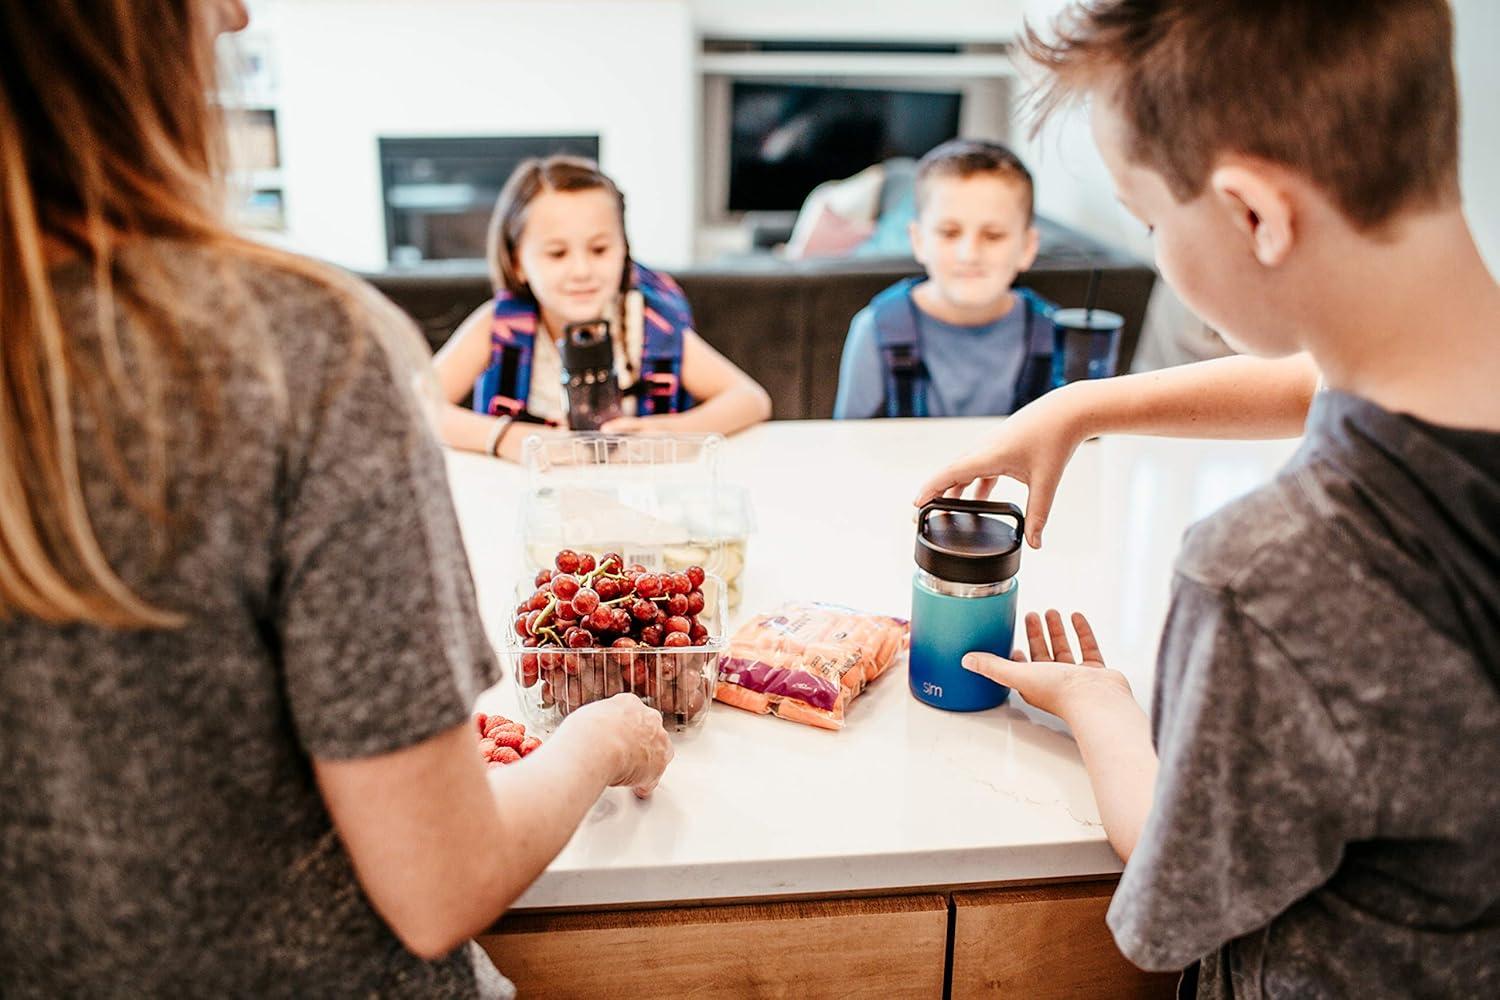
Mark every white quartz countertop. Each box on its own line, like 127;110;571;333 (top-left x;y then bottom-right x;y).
451;418;1300;909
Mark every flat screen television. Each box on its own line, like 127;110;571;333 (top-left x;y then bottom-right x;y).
728;81;961;213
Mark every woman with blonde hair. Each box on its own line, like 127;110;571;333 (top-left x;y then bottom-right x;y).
0;2;670;995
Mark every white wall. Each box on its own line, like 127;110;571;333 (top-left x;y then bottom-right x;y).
691;0;1025;42
1454;0;1500;273
271;0;695;271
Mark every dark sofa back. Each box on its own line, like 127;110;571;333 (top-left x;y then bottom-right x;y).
363;262;1154;420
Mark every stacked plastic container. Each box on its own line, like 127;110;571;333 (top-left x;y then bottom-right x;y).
503;434;751;733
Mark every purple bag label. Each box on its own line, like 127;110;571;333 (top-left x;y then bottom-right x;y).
719;656;841;712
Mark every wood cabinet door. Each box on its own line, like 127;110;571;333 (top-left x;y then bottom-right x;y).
478;894;948;999
950;882;1179;999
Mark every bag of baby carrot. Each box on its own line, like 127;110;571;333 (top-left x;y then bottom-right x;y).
714;601;908;730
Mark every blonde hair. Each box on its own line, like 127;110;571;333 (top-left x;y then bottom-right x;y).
0;2;418;629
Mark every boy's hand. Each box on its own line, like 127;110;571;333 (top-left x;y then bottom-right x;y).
913;385;1089;547
962;610;1132;723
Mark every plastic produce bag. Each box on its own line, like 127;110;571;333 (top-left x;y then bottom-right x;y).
715;601;908;730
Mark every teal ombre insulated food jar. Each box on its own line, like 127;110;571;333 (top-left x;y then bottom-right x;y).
909;499;1024;712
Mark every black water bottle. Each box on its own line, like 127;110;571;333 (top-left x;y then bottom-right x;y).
559;320;624;431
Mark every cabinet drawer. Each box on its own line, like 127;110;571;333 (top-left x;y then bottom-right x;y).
950;882;1177;999
479;893;947;999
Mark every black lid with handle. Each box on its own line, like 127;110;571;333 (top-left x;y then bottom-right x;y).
560;320;613;374
915;498;1024;585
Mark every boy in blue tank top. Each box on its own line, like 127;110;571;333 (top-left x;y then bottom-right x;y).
833;140;1055;419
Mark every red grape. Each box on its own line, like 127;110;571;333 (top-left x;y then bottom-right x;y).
565;627;591;649
535;568;554;587
631;599;658;622
599;552;624;574
687;591;705;615
664;632;690;648
666;573;691;595
572;588;599;615
513;615;530;637
551;574;580;600
664;615;691;635
588;607;615;632
634;574;662;598
555;600;576;621
640;624;665;646
610;607;632;632
577;553;596;574
667;593;689;616
686;566;705;589
596;578;622;601
555;549;580;574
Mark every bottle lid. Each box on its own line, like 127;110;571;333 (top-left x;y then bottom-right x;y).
1052;308;1124;333
560;320;614;373
915;499;1024;585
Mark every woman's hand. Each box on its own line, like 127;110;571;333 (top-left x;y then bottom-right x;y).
566;693;674;798
961;610;1132;723
913;384;1092;548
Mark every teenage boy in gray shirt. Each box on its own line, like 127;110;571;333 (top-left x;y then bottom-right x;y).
917;2;1500;997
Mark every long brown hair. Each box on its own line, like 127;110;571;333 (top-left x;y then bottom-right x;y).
0;2;388;629
486;155;634;299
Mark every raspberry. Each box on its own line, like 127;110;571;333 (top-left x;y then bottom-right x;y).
492;730;524;751
477;737;497;756
492;746;522;764
475;713;489;735
520;737;542;756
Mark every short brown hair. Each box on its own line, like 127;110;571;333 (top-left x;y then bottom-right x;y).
914;139;1036;224
486;155;632;299
1022;0;1460;229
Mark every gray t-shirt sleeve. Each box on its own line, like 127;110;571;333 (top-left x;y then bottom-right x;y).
274;300;501;760
1107;576;1377;971
833;307;885;419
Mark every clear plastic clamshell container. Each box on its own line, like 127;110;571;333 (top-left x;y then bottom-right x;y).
518;434;753;608
504;573;728;734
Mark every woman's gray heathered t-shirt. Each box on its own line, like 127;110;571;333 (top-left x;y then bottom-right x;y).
0;243;509;997
1109;390;1500;998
